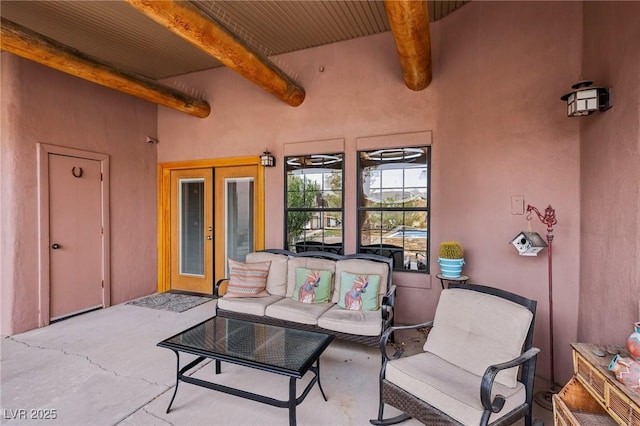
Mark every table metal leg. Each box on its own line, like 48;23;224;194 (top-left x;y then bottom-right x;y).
315;359;328;401
289;377;297;426
166;354;208;414
166;351;181;413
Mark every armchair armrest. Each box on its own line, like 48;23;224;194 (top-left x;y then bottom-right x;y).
214;278;229;298
480;347;541;413
378;321;434;362
381;285;397;322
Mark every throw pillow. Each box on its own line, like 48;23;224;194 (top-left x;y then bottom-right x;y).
338;272;381;311
224;259;271;298
291;267;332;304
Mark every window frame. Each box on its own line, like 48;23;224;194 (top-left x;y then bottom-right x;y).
283;153;345;254
356;146;431;273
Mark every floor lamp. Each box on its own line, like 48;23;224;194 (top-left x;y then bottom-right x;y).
527;204;558;411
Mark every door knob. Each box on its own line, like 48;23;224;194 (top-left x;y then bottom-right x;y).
51;243;61;249
206;236;212;240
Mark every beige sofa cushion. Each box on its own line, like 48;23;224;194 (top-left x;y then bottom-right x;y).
286;257;337;298
217;295;283;317
332;259;389;304
316;305;381;336
265;298;333;325
246;251;289;297
423;288;533;388
386;352;526;425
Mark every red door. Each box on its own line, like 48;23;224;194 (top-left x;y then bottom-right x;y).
49;154;104;320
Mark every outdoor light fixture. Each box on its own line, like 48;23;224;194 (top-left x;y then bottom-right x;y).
561;80;611;117
260;151;275;167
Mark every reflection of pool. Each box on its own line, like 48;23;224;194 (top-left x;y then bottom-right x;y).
387;230;427;238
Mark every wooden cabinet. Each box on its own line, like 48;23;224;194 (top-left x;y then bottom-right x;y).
553;342;640;425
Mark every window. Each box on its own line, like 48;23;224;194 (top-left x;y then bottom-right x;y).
285;154;343;254
358;147;430;272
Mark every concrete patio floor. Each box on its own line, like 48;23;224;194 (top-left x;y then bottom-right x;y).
1;299;553;425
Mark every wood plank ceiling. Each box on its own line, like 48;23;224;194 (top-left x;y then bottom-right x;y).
0;0;468;117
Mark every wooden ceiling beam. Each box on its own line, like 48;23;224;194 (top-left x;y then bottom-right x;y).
0;18;211;118
384;0;432;91
125;0;305;107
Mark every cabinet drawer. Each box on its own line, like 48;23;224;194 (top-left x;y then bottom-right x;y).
605;381;640;426
554;377;617;426
575;351;607;403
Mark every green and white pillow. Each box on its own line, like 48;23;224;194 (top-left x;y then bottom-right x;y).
338;272;380;311
291;267;332;304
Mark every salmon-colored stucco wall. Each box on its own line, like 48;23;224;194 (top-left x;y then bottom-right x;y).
579;2;640;343
2;1;635;390
158;2;586;384
0;55;159;335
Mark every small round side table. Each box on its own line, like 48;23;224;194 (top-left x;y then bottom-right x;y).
436;273;469;290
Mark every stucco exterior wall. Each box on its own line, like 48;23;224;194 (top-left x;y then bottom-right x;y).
3;0;635;388
579;2;640;344
0;54;158;335
158;1;583;383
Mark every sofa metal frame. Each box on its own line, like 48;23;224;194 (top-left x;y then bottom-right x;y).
214;249;396;347
371;283;541;426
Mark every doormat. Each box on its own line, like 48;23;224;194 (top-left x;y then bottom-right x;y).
126;292;211;313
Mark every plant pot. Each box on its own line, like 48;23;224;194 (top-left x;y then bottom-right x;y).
437;258;465;278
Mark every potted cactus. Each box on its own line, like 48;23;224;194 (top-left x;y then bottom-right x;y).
437;241;465;278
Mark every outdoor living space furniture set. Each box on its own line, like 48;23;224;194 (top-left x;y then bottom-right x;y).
212;249;541;426
214;249;395;346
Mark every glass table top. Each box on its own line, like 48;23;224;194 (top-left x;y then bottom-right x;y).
158;316;334;375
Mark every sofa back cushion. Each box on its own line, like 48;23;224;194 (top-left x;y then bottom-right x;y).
423;288;533;388
332;259;389;305
246;251;289;296
286;257;336;298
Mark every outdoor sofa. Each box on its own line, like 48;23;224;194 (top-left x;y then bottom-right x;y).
214;249;396;346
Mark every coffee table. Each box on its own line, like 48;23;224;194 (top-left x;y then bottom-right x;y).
157;316;335;426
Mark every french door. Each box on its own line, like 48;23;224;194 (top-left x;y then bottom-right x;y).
214;165;259;285
164;161;262;294
170;168;213;293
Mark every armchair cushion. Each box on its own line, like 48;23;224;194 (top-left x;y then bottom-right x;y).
423;289;533;388
386;352;526;425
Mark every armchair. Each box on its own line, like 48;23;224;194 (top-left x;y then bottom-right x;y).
371;283;541;426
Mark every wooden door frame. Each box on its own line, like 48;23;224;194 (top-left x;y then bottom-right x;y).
37;143;111;327
158;157;265;293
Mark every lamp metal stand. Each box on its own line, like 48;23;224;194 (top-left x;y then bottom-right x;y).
527;204;558;411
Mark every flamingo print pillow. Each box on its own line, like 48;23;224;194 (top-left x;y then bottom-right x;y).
338;272;381;311
292;268;333;304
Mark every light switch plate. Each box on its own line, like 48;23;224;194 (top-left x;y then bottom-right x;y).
511;195;524;215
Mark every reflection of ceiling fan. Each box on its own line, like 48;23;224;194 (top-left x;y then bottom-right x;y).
362;148;425;162
286;154;342;167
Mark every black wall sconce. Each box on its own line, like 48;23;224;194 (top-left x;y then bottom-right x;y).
260;151;275;167
561;80;611;117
